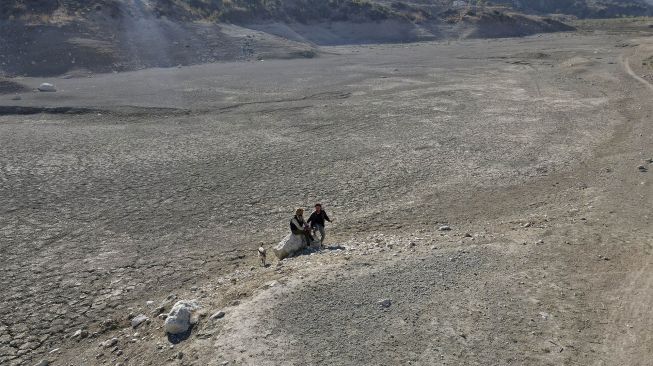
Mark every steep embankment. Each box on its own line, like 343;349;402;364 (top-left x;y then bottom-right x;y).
0;0;575;77
493;0;653;18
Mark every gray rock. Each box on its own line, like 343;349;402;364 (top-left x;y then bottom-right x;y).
34;360;49;366
37;83;56;92
131;314;148;328
638;165;648;172
101;338;118;348
164;300;199;334
438;225;451;231
72;329;88;339
273;234;309;260
210;311;225;320
378;299;392;308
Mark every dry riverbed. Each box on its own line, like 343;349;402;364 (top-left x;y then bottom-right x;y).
1;22;653;365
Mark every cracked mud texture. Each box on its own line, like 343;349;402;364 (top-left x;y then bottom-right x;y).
1;22;653;365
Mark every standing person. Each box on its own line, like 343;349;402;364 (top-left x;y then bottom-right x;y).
308;203;331;245
290;208;313;245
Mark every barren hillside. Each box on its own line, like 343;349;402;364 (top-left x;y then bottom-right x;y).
0;0;579;77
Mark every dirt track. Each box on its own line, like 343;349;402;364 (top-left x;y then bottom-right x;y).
1;23;652;365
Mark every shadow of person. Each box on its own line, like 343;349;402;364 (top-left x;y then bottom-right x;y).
166;324;194;344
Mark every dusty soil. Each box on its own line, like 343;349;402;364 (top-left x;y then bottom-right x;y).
1;21;652;365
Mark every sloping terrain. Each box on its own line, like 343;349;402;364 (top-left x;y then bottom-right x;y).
1;20;652;366
0;0;576;77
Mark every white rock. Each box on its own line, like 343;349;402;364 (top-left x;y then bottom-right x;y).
37;83;56;92
273;234;308;260
164;300;199;334
210;311;225;320
72;329;88;339
131;314;148;328
101;338;118;348
438;225;451;231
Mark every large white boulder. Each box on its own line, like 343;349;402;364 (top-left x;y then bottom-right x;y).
164;300;199;334
273;234;309;260
37;83;56;92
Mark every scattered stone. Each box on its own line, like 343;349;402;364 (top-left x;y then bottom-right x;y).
464;233;472;238
152;305;165;315
101;338;118;348
378;299;392;308
72;329;88;339
131;315;149;328
176;351;184;359
34;360;49;366
210;311;225;320
438;225;451;231
637;165;648;172
536;240;544;244
37;83;56;92
164;300;199;335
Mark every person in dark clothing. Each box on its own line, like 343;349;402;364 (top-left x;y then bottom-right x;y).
307;203;331;244
290;208;313;245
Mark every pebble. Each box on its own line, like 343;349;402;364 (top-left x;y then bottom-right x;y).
72;329;88;339
210;311;225;320
101;338;118;348
637;165;647;172
438;225;452;231
34;360;49;366
378;299;392;308
131;314;149;328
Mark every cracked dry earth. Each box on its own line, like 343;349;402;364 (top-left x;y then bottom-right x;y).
1;24;653;365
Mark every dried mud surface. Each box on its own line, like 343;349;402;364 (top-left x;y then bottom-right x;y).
1;24;653;366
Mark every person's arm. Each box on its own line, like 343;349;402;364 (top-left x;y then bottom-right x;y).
324;211;331;222
307;212;316;225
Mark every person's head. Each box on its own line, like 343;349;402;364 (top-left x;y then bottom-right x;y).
295;208;304;217
314;203;322;213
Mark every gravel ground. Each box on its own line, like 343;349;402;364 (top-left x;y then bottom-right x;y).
1;24;652;365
